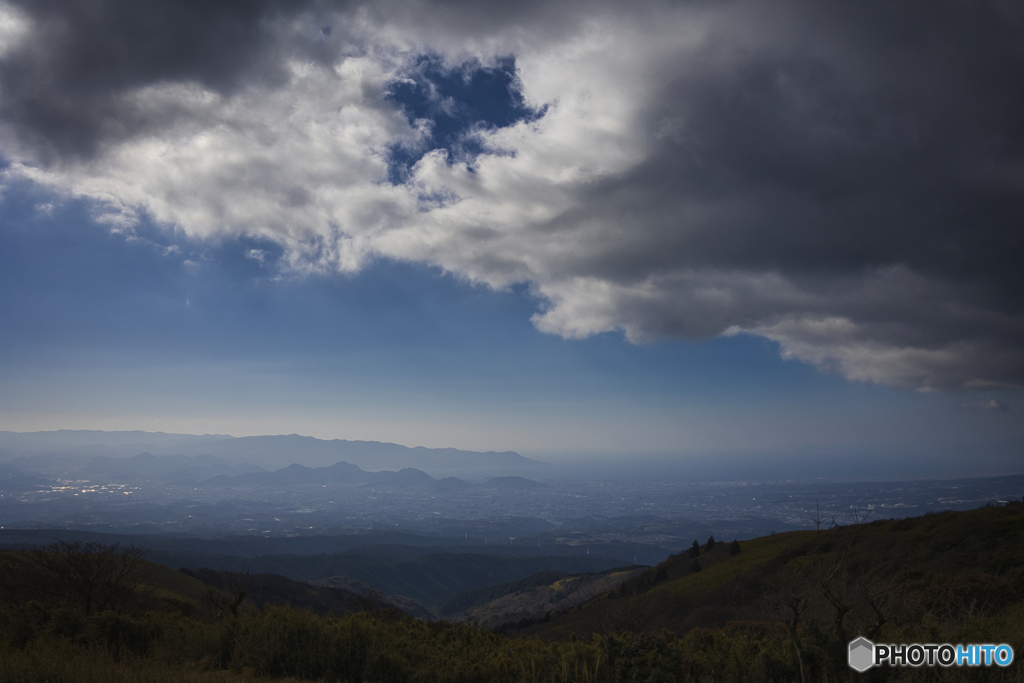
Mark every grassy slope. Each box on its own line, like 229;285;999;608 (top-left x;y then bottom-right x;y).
450;567;650;629
650;530;815;599
528;503;1024;642
140;561;211;605
436;570;574;616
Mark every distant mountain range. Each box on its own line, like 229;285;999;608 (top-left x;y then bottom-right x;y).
0;430;543;473
0;447;549;491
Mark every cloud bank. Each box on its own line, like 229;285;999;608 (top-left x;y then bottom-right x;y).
1;0;1022;390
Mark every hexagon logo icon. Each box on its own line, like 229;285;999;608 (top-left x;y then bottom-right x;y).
849;637;874;672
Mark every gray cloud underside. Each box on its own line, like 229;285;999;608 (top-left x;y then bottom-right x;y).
1;0;1022;390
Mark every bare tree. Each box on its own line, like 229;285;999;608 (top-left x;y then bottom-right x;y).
764;569;812;683
808;527;896;682
8;540;150;616
224;569;253;617
848;507;872;526
857;570;897;640
807;498;826;532
205;568;254;617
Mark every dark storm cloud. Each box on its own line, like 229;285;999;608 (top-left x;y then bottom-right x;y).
0;0;327;160
0;0;1022;390
562;1;1024;280
520;0;1024;388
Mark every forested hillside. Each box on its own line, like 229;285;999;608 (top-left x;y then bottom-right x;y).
2;504;1022;682
523;502;1024;680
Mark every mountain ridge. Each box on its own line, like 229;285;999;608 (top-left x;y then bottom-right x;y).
0;430;542;473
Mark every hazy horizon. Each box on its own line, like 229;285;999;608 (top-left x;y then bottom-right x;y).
3;427;1021;483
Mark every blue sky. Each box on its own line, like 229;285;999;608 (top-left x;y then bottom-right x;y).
0;0;1021;476
2;185;1019;474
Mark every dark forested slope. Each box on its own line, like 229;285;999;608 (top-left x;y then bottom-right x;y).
2;504;1022;683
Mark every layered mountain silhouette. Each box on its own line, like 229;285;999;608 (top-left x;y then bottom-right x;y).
0;430;543;473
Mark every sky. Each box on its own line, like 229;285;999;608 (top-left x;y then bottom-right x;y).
0;0;1022;476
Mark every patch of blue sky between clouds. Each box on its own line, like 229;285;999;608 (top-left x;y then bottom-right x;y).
384;56;545;184
0;181;833;397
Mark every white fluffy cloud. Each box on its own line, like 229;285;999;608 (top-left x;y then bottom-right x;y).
1;0;1022;390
